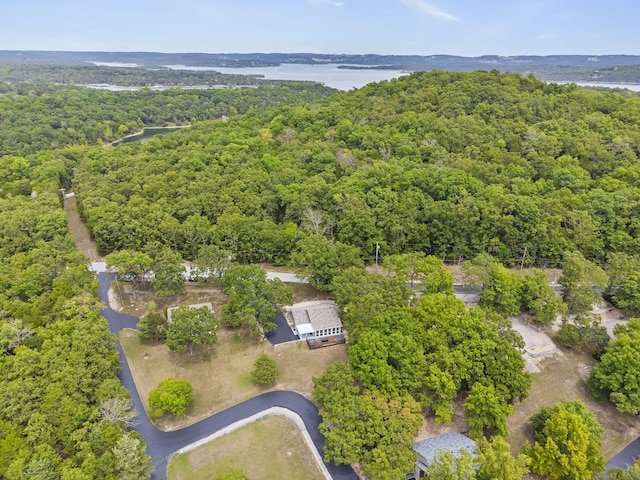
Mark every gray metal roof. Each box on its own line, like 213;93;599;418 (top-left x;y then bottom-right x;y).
290;303;342;332
413;432;476;466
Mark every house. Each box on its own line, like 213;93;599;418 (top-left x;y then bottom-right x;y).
409;432;477;479
288;302;346;348
166;302;214;323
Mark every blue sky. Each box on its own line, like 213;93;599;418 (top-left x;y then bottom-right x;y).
2;0;639;56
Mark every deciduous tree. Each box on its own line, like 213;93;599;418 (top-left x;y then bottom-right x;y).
589;318;640;414
166;305;217;355
475;435;530;480
527;401;604;480
148;378;193;419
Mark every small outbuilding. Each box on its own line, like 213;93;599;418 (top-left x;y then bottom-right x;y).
409;431;477;479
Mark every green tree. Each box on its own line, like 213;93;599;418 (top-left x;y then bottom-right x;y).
151;247;185;297
589;318;640;414
560;251;608;314
475;435;530;480
384;253;454;294
112;433;153;480
251;352;279;385
464;383;513;439
313;363;422;480
607;460;640;480
606;253;640;316
105;249;153;300
383;252;425;289
423;449;476;480
527;401;605;480
464;254;522;316
291;233;363;289
148;378;193;418
166;305;218;355
556;313;609;356
520;270;567;326
221;265;292;339
194;245;233;284
137;301;168;343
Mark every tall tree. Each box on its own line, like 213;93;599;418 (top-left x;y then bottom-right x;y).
221;265;292;339
151;247;185;297
560;251;608;314
194;244;233;285
526;401;605;480
105;249;153;300
166;305;218;355
464;383;513;439
251;352;279;385
589;318;640;415
290;233;363;289
422;450;476;480
112;433;153;480
313;362;422;480
475;436;530;480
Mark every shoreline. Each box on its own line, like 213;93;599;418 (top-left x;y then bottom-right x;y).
107;124;191;146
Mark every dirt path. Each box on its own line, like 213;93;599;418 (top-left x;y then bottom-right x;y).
63;195;102;262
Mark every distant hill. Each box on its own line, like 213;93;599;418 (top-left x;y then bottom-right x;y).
2;50;640;84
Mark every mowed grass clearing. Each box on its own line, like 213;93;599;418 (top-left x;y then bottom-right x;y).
506;347;640;461
167;415;324;480
120;321;347;431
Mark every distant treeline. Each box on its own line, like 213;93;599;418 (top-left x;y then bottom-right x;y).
0;63;321;87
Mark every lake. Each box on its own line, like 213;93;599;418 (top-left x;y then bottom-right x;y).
113;126;190;145
162;63;409;91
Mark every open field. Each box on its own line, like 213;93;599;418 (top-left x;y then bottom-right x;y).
167;416;324;480
121;324;347;430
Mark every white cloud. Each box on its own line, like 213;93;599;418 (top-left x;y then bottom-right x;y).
399;0;458;21
310;0;344;6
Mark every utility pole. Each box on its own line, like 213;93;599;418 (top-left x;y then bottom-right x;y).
520;246;528;271
375;243;380;265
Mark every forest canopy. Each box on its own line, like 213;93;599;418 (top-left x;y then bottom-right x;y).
68;70;640;269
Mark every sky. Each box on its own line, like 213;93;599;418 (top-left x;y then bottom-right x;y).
2;0;639;57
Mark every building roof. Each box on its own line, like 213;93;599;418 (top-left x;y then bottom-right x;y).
413;432;476;466
290;303;342;333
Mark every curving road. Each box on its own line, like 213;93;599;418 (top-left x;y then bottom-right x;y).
97;273;357;480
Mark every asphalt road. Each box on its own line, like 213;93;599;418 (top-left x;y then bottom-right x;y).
607;438;640;470
97;273;357;480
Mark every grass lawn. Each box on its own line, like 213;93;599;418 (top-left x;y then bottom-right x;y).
120;314;346;431
167;416;324;480
506;347;640;461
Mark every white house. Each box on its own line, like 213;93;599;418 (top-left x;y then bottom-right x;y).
288;302;345;348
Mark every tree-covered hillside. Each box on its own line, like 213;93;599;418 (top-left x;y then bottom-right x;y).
0;180;150;478
0;82;336;156
73;70;640;268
